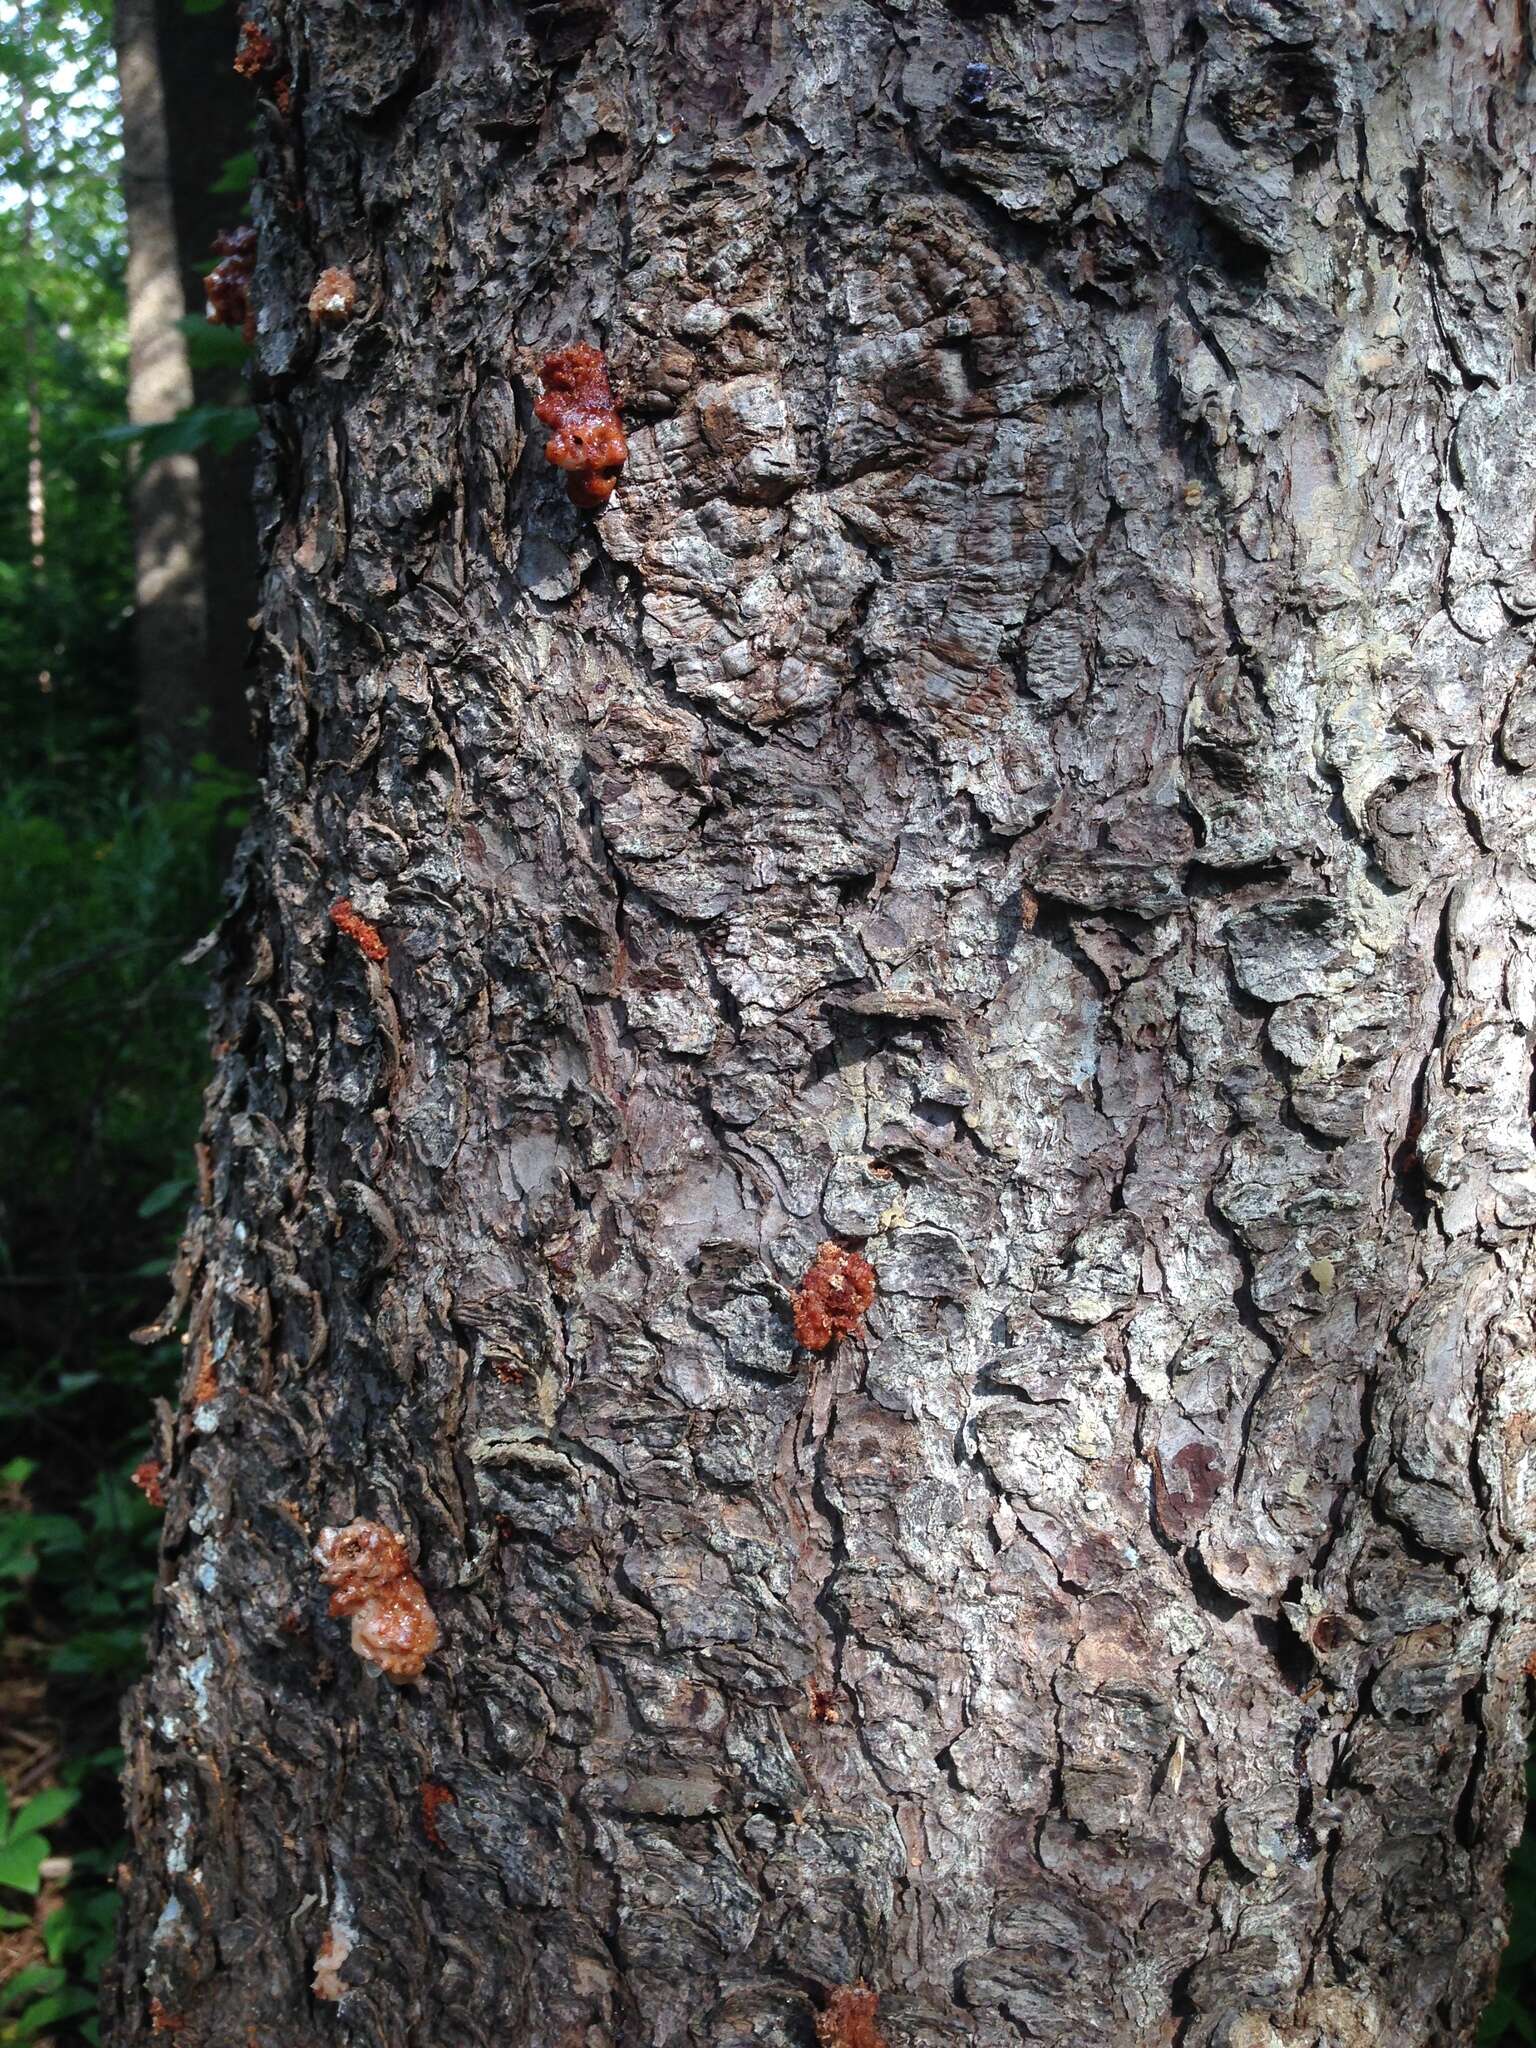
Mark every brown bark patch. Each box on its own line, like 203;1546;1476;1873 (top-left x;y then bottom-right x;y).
1150;1442;1224;1546
420;1779;456;1847
189;1336;218;1407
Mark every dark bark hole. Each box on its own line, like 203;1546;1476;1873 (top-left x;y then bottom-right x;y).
1292;1717;1320;1859
1453;1697;1488;1850
526;0;611;65
1183;1544;1247;1621
1252;1604;1317;1694
474;118;540;156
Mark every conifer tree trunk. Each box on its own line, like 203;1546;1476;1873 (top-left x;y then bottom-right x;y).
107;5;1536;2044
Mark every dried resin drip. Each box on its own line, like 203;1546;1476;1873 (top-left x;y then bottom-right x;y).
793;1242;877;1351
329;897;387;961
308;268;357;329
816;1986;889;2048
204;226;256;342
131;1458;166;1508
233;21;274;80
535;343;628;507
311;1923;352;2001
313;1520;440;1682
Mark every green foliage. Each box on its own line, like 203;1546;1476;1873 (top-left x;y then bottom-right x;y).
0;744;236;2040
0;1459;84;1634
0;1784;77;1896
93;400;257;461
211;147;256;192
0;15;250;2039
176;312;253;370
0;1;133;793
0;1785;101;2044
0;757;248;1305
1482;1750;1536;2045
0;1963;97;2046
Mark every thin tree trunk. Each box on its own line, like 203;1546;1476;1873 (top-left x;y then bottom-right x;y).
153;0;262;776
17;7;49;694
114;0;208;780
108;5;1536;2046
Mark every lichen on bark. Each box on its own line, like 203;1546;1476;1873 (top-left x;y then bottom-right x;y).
107;5;1536;2046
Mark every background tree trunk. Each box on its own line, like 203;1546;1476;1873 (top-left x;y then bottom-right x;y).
114;0;209;779
115;0;259;777
106;4;1536;2045
152;0;262;777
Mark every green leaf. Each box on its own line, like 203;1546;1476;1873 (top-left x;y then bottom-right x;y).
47;1626;149;1679
92;405;259;461
1480;1991;1512;2044
212;149;258;192
43;1888;118;1964
14;1788;77;1838
0;1459;36;1487
137;1176;191;1220
1482;1978;1536;2044
0;1967;63;2017
14;1514;86;1553
175;316;253;369
13;1987;96;2037
0;1907;28;1931
0;1835;48;1894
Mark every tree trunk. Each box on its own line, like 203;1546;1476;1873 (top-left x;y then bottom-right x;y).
107;5;1536;2045
16;14;48;693
153;0;263;776
114;0;209;780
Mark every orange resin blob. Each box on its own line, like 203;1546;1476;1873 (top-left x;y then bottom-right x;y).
535;343;628;508
793;1242;877;1351
313;1519;440;1682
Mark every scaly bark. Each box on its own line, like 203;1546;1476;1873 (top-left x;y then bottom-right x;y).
107;5;1536;2045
